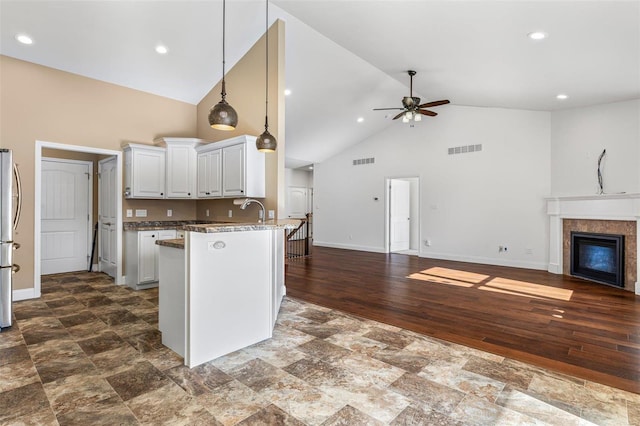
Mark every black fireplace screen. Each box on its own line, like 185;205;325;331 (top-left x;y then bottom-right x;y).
570;232;624;288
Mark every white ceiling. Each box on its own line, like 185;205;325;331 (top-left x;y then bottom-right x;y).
1;1;639;168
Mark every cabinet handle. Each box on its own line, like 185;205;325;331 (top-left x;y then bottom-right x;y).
160;193;164;196
206;192;210;195
188;192;191;196
152;235;155;238
240;190;244;193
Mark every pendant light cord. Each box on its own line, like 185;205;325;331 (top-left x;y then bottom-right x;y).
264;0;269;130
221;0;227;100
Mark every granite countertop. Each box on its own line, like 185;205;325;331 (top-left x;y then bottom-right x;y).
156;238;185;249
124;220;225;231
184;219;300;233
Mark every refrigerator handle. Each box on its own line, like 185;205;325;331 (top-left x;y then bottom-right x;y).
13;163;22;231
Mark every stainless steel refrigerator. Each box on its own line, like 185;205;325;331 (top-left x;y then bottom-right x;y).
1;149;22;329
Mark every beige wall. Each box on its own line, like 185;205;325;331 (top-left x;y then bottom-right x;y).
0;55;196;290
196;20;285;223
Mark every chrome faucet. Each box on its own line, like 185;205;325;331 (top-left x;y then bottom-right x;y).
233;198;266;223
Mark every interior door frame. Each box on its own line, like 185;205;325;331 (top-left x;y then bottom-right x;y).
384;176;420;255
35;141;123;296
41;157;93;273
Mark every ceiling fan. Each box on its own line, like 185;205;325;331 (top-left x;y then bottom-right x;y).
374;70;449;122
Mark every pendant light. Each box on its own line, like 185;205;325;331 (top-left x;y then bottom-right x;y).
256;0;277;152
209;0;238;131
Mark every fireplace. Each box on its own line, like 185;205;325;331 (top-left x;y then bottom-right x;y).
570;232;624;288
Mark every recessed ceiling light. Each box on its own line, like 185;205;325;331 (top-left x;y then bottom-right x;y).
528;31;547;40
15;34;33;45
556;94;568;100
284;89;292;96
155;45;168;55
357;117;364;123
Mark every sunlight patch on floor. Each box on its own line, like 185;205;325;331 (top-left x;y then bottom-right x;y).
482;277;574;301
406;268;573;301
406;272;475;288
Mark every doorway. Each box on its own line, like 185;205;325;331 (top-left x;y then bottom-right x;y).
34;141;123;296
386;177;420;254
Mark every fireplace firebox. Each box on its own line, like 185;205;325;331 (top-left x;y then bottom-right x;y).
570;232;624;288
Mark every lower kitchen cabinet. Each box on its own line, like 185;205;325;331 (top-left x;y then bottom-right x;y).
125;229;177;289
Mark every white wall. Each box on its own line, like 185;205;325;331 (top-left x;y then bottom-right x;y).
551;99;640;196
314;105;551;269
285;168;313;188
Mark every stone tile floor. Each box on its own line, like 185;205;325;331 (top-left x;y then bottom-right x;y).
1;271;639;425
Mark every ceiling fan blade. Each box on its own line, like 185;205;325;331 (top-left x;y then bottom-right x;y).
373;107;404;111
418;100;450;108
392;111;405;120
418;109;438;117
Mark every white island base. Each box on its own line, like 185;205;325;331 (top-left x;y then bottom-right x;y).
158;223;290;368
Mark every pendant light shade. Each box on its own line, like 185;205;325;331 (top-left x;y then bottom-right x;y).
256;0;277;152
209;0;237;131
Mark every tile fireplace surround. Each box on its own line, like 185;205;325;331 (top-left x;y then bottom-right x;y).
547;193;640;294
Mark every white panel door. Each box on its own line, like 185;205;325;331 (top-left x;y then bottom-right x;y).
287;186;308;218
98;157;117;278
389;179;411;252
41;159;91;274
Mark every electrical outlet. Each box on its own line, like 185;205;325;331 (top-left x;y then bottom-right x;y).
258;210;264;219
228;210;233;218
126;209;133;218
206;209;210;217
135;209;147;217
268;210;275;219
167;209;172;217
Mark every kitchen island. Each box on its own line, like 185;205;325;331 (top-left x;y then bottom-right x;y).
156;220;298;367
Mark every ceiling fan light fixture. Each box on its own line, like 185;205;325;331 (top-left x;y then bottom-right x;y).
414;113;422;122
402;115;410;123
209;0;238;131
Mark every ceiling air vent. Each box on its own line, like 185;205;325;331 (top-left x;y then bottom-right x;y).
353;157;375;166
448;144;482;155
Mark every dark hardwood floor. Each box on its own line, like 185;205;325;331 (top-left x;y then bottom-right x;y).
285;247;640;394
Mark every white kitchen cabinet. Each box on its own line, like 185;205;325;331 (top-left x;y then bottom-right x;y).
123;144;166;199
156;138;201;199
196;149;222;198
195;135;265;199
125;229;177;289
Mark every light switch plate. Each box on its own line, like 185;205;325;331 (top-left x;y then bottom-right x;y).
228;210;233;218
135;209;147;217
268;210;275;219
167;209;173;217
126;209;133;218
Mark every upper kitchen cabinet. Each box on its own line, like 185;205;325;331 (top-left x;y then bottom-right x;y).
197;135;265;199
123;143;166;198
155;138;201;199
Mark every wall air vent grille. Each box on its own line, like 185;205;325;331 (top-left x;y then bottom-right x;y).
448;144;482;155
352;157;375;166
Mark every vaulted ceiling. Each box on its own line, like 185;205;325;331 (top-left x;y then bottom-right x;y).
2;1;638;168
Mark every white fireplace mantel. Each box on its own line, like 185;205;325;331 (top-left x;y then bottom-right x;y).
545;193;640;294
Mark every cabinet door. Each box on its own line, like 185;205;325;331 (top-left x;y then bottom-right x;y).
222;144;245;197
166;145;194;198
133;149;165;198
138;231;158;283
209;150;222;197
197;150;222;198
197;152;210;197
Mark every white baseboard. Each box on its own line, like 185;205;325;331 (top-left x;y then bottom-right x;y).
13;287;40;301
547;263;562;274
313;241;386;254
419;251;548;271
